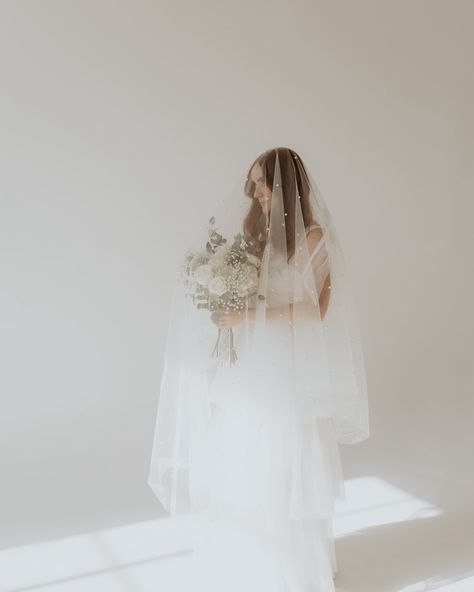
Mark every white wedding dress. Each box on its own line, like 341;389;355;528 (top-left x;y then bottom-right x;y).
190;225;346;592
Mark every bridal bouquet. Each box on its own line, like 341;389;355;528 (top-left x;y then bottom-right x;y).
180;216;262;367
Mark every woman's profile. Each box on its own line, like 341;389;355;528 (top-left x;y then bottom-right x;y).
148;147;370;591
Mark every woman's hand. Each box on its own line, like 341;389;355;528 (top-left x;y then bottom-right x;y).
211;308;256;328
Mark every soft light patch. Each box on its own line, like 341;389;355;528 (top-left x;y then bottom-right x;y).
333;476;441;537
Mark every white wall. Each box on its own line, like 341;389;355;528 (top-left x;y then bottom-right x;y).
0;0;472;549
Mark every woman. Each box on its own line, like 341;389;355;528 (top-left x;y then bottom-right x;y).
148;147;370;591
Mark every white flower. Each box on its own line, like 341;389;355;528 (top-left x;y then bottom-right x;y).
236;266;259;296
246;253;261;268
212;244;231;262
194;264;212;286
236;285;249;297
208;276;227;296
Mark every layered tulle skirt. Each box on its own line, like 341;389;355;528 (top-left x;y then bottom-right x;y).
189;322;346;592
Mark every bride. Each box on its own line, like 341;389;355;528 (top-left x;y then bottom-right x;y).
148;147;370;591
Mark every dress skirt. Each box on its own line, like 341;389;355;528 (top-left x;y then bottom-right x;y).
190;321;346;592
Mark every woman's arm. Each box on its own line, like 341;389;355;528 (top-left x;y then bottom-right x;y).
246;288;330;326
265;295;329;326
211;293;329;329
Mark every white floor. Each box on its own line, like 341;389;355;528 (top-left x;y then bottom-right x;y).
1;477;473;592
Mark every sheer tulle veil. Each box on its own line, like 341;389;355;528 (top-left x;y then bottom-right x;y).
148;147;370;521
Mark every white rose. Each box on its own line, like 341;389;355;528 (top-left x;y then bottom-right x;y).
212;244;231;262
246;254;261;268
237;266;259;296
208;276;228;296
236;285;249;297
194;264;212;286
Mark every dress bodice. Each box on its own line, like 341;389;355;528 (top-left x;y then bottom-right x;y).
265;224;327;307
265;254;304;306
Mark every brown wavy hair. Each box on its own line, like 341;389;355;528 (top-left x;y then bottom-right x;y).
243;147;318;263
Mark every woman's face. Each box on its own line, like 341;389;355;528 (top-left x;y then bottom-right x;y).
250;163;272;213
